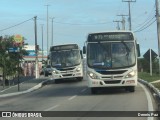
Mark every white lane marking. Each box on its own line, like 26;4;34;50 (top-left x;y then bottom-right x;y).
44;104;60;111
68;95;77;101
81;88;87;93
138;82;154;120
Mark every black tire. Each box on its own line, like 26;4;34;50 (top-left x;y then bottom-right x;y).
77;77;83;81
55;79;61;84
45;72;48;77
125;86;135;92
91;88;98;94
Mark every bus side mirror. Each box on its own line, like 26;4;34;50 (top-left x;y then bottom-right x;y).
83;46;86;54
136;44;140;57
80;50;83;59
47;55;50;59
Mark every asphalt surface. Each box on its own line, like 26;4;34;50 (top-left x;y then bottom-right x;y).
0;78;157;120
0;71;158;120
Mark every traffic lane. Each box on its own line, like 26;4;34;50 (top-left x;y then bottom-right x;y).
42;83;149;120
0;79;88;111
0;80;149;112
0;81;153;120
45;83;148;111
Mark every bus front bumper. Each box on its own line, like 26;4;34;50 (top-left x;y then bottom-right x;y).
52;72;83;80
87;77;137;88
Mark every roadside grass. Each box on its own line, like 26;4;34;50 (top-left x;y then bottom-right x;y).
138;72;160;89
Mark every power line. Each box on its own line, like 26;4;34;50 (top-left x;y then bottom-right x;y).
134;16;155;32
132;4;156;32
37;17;112;25
0;17;34;32
133;4;156;29
134;19;156;33
53;21;112;25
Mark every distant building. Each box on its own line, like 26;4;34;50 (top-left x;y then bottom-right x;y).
23;45;47;61
22;45;47;76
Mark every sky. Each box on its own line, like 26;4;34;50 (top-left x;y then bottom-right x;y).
0;0;159;57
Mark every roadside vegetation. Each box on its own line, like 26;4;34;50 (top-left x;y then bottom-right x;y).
0;35;28;87
138;72;160;82
138;58;160;89
138;72;160;89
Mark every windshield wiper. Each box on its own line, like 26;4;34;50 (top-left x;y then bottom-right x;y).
121;41;130;54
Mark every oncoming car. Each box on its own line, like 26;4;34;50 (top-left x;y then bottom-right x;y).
40;65;52;77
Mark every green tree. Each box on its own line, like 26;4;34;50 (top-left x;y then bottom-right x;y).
138;58;159;74
0;35;28;87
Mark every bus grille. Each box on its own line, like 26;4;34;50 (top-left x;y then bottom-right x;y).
104;80;121;84
57;67;75;71
96;70;127;75
101;76;123;79
63;74;73;77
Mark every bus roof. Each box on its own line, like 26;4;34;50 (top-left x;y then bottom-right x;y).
87;31;135;42
50;44;79;51
87;30;134;35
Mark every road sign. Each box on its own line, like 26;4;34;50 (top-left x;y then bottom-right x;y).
8;47;19;53
13;35;23;43
143;49;158;62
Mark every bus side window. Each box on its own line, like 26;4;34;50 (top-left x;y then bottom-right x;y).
136;43;140;57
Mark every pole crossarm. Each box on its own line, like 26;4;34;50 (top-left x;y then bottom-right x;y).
113;20;122;30
122;0;136;31
117;15;128;30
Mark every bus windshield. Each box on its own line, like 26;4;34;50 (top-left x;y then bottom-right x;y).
87;42;136;69
51;50;81;68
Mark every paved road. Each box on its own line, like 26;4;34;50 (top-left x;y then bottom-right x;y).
0;79;157;120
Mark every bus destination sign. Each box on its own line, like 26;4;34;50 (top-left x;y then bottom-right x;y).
88;32;134;42
50;44;78;51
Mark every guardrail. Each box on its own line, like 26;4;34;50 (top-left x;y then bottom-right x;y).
138;79;160;111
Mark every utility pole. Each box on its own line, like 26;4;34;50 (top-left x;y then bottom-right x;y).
113;20;121;30
51;17;54;46
122;0;136;31
34;16;39;79
117;14;128;30
155;0;160;75
41;24;44;62
45;5;50;56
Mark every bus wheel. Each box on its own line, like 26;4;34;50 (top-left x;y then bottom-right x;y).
54;79;62;84
45;73;48;77
55;79;60;84
91;88;97;94
77;77;83;81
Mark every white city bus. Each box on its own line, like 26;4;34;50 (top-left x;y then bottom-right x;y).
50;44;83;83
83;31;140;94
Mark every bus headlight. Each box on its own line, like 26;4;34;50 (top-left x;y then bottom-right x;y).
87;71;98;79
76;67;81;72
125;71;136;78
53;70;59;74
